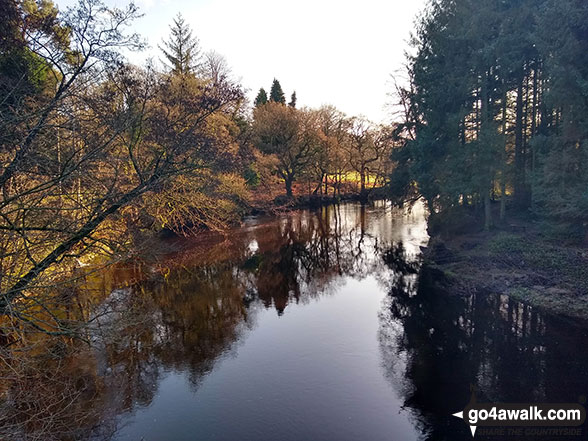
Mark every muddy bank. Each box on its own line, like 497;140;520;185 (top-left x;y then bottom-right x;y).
421;215;588;322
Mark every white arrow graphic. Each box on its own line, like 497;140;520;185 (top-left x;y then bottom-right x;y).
452;410;477;437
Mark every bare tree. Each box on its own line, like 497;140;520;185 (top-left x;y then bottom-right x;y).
345;117;381;196
203;50;231;84
0;0;243;335
312;105;349;196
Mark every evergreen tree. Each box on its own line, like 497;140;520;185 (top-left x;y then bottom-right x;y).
532;0;588;237
289;91;297;108
254;88;268;107
269;78;286;104
159;13;202;75
0;0;20;51
390;0;588;236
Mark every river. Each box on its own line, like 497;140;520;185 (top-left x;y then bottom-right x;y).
66;202;588;440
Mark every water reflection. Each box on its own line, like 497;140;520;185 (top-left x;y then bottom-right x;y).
5;201;419;441
91;201;427;441
380;263;588;440
2;200;587;441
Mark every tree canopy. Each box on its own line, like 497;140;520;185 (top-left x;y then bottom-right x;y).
269;78;286;104
254;87;268;107
390;0;588;236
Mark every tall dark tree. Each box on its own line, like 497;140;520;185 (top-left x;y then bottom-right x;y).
388;0;588;234
289;91;297;108
269;78;286;104
532;0;588;237
0;0;20;51
254;87;268;107
159;13;202;75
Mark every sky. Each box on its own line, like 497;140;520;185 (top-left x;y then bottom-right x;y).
55;0;426;123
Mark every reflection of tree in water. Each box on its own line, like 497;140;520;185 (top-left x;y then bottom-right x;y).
248;203;421;313
379;255;588;440
95;202;425;436
143;264;254;385
3;262;259;441
0;202;428;440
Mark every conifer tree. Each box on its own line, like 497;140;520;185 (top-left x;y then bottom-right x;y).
254;88;268;107
289;91;297;108
159;13;202;75
389;0;588;236
269;78;286;104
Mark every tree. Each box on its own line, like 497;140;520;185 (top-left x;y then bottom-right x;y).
345;117;381;197
203;50;231;84
269;78;286;104
0;0;244;334
289;91;297;108
0;0;20;51
254;87;268;107
159;13;202;75
312;105;348;196
253;103;318;197
532;0;588;237
389;0;538;230
389;0;588;236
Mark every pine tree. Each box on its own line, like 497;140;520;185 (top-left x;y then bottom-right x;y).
254;88;268;107
159;13;201;75
0;0;20;51
289;91;297;108
269;78;286;104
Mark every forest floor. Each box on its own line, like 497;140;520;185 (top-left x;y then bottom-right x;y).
422;208;588;322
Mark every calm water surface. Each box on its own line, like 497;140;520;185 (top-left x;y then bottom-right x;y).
88;202;588;441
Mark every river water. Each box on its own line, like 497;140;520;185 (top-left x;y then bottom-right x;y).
84;201;588;441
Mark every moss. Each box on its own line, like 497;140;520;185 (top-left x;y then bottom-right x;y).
507;286;588;321
486;232;588;292
488;233;529;254
426;227;588;321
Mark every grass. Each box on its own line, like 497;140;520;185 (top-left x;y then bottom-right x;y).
508;286;588;321
487;232;588;292
427;226;588;321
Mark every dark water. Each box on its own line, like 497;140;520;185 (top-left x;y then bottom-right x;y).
86;202;588;441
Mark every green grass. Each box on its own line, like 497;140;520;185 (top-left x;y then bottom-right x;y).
487;232;588;292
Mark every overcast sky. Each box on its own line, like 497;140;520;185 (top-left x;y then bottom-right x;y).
55;0;426;122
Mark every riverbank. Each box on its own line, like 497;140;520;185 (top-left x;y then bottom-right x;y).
248;189;386;215
421;210;588;322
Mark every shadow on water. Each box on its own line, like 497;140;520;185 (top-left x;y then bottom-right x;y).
380;257;588;440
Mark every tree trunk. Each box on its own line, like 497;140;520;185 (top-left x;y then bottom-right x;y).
484;192;492;231
531;62;539;207
481;70;493;230
312;180;322;195
514;75;526;206
500;89;508;222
